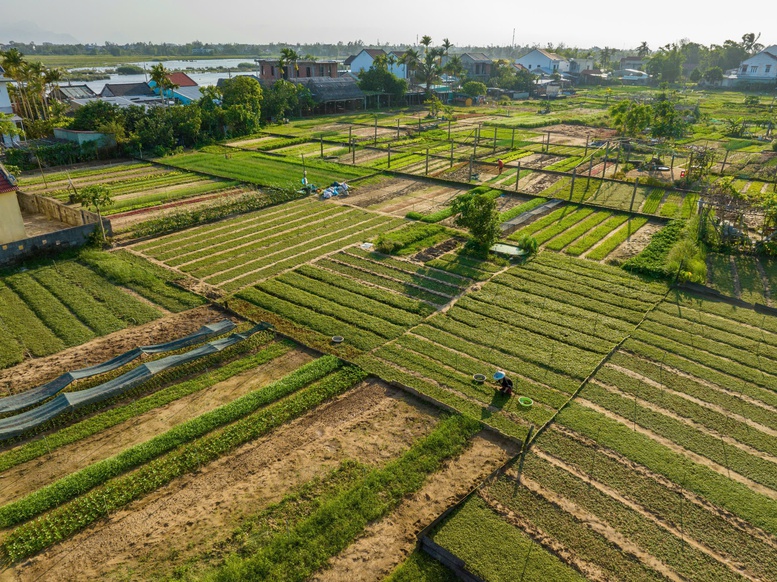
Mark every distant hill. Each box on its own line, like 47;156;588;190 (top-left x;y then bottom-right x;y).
0;20;79;44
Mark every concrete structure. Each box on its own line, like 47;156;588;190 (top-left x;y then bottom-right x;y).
388;51;409;79
736;45;777;83
569;58;596;74
348;49;387;75
254;59;338;82
620;56;645;70
515;49;570;74
53;128;117;148
460;53;492;81
0;190;110;265
0;167;24;245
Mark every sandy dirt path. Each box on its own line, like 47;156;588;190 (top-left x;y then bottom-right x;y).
0;347;315;505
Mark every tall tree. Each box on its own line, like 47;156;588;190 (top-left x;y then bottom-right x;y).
441;38;453;56
399;48;420;85
74;185;113;242
637;42;650;58
417;48;443;97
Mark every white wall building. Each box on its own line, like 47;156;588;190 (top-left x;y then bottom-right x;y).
515;49;570;74
0;67;21;147
348;49;387;75
736;45;777;82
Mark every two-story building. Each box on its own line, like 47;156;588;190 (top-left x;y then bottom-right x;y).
347;49;388;76
515;49;570;75
254;59;339;82
460;53;493;81
735;45;777;84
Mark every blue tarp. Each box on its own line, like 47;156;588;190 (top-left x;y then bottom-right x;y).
0;320;237;415
0;322;271;441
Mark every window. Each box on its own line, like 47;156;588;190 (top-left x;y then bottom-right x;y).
766;65;772;74
320;65;325;76
751;65;758;73
742;65;748;73
306;67;311;77
271;65;275;76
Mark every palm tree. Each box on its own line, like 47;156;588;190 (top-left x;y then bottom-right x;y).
399;48;420;86
149;63;178;106
278;48;300;80
741;32;763;55
43;67;62;119
441;38;453;56
420;35;433;55
637;42;650;59
418;48;443;98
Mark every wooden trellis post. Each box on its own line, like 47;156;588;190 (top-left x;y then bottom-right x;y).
515;162;521;192
425;148;430;175
511;127;516;149
387;144;391;169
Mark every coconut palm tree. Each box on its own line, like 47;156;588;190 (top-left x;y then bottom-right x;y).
637;42;650;58
441;38;453;56
418;48;443;98
443;54;465;84
149;63;178;106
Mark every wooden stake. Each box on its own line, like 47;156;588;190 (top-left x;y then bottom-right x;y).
387;144;391;169
425;148;429;175
515;161;521;192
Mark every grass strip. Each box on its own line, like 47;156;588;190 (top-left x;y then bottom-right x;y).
586;217;650;261
0;355;342;533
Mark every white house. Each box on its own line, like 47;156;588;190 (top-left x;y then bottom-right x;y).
388;51;409;79
0;66;22;147
515;49;570;75
736;45;777;83
348;49;387;75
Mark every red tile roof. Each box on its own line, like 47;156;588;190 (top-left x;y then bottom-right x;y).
166;72;198;87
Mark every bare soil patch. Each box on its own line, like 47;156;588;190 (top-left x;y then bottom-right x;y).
4;381;441;582
0;305;231;397
605;220;663;264
0;348;315;505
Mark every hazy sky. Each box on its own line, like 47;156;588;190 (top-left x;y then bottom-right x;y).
6;0;776;49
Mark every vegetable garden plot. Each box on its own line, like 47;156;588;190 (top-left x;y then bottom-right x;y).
135;198;404;291
0;254;196;369
159;149;371;190
370;253;665;439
